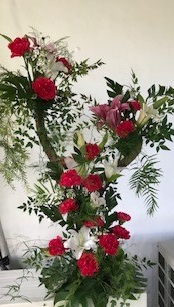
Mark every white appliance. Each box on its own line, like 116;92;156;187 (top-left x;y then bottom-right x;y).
158;240;174;307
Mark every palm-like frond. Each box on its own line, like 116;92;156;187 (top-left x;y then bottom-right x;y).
129;155;162;215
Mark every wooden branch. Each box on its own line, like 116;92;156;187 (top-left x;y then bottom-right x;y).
34;109;59;163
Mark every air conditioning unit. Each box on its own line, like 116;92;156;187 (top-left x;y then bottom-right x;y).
158;240;174;307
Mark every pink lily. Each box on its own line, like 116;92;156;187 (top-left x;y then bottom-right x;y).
90;95;130;129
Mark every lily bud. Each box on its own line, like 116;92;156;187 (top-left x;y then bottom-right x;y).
74;131;85;149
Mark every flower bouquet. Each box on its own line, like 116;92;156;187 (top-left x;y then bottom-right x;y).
0;29;174;307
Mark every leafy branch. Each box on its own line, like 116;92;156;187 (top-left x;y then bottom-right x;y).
129;155;162;215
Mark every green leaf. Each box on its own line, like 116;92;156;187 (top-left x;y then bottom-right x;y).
99;132;108;150
105;77;123;97
0;33;12;42
153;97;168;109
137;94;145;106
160;144;170;150
129;155;162;215
121;90;130;103
54;291;68;305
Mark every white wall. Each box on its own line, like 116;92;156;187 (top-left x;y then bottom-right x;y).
0;1;174;306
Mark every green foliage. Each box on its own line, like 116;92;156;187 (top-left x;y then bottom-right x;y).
26;246;148;307
71;59;104;82
1;270;35;303
0;69;38;184
105;77;123;98
129;155;162;215
116;131;142;159
18;179;63;223
0;55;102;185
143;115;174;152
40;256;76;294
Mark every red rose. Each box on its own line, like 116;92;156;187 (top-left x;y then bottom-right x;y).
32;77;56;100
58;198;78;215
98;233;119;255
130;100;141;111
117;212;131;222
56;57;72;73
8;37;30;58
83;174;102;192
48;236;65;255
59;169;82;188
85;143;100;160
83;216;104;228
77;252;99;276
111;225;130;240
115;120;135;138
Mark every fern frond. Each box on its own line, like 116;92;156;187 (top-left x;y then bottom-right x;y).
129;155;162;215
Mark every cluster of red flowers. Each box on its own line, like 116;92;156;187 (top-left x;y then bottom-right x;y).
8;36;71;101
59;169;103;192
83;216;104;228
8;35;133;279
59;169;82;188
32;77;56;101
85;143;100;160
50;142;131;277
77;252;99;276
117;211;131;222
49;236;65;256
48;207;131;276
99;233;119;255
58;198;78;215
112;225;130;239
115;120;135;138
8;37;30;57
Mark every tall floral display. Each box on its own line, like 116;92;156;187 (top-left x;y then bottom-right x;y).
0;30;174;306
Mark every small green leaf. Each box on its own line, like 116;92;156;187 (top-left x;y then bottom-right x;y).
153;97;168;109
0;33;12;42
160;145;170;150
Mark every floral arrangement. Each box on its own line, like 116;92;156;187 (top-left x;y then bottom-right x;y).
0;29;174;307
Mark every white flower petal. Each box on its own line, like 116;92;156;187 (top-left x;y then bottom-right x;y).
64;226;97;259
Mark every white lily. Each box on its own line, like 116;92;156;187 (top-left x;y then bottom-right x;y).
137;103;160;127
103;153;124;180
90;191;106;208
44;53;60;79
103;156;120;179
64;226;97;259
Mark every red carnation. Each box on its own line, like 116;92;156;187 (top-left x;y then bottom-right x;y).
115;120;135;138
99;233;119;255
117;212;131;222
77;252;99;276
83;216;104;228
59;169;82;188
111;225;130;240
48;236;65;255
32;77;56;100
130;100;141;111
83;174;102;192
8;37;30;58
56;57;72;73
85;143;100;160
58;198;78;215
